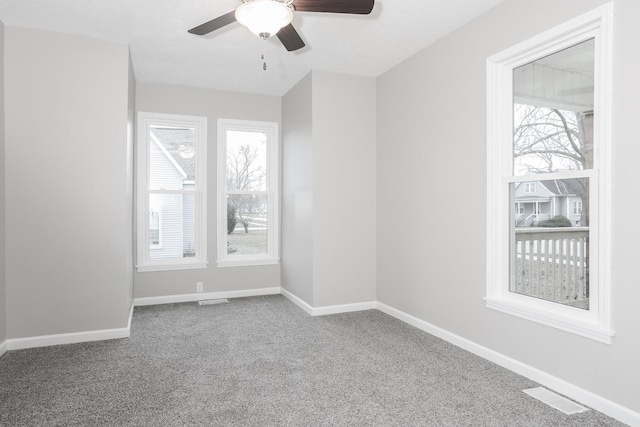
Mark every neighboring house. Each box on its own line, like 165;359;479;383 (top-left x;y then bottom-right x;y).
514;179;584;227
148;128;196;259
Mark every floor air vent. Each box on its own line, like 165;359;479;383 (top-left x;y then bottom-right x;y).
523;387;589;415
198;299;229;306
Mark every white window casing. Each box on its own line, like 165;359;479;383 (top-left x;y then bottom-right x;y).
217;119;280;267
485;4;613;343
136;112;208;272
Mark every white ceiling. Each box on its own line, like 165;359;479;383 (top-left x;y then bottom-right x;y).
0;0;506;96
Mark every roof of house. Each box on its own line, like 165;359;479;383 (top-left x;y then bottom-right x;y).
539;178;585;196
151;127;196;181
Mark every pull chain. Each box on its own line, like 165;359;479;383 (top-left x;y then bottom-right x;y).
261;54;267;71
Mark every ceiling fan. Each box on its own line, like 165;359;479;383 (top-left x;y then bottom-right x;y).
188;0;375;52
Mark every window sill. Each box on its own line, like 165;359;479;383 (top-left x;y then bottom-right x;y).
136;261;208;273
216;257;279;268
485;296;614;344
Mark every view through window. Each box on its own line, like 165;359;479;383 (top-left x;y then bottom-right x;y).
148;126;198;260
226;130;269;256
217;119;279;266
510;39;594;310
137;113;207;271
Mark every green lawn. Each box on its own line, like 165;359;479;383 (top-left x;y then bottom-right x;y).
227;229;267;255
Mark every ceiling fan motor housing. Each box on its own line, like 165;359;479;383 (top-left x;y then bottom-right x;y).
235;0;294;39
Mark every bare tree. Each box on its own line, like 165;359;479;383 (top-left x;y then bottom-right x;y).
513;104;592;227
226;144;266;234
227;145;266;191
513;104;591;173
234;195;264;233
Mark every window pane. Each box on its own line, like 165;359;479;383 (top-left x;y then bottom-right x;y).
513;39;594;175
227;194;267;255
149;192;196;260
226;131;267;192
149;126;196;190
510;178;589;309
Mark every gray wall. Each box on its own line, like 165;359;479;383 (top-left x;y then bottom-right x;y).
126;53;136;308
377;0;640;413
608;0;640;412
281;71;376;307
311;71;376;307
4;27;133;338
0;20;5;345
281;73;314;305
134;83;281;298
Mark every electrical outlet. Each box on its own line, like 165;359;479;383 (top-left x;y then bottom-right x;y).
196;282;203;293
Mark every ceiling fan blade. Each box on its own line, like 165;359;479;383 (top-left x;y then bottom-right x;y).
293;0;374;14
276;24;306;52
188;11;237;35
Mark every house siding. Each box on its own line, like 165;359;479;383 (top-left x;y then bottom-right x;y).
147;141;190;260
182;183;196;256
149;140;185;190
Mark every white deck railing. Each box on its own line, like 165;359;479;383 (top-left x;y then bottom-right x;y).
513;227;589;308
515;213;552;227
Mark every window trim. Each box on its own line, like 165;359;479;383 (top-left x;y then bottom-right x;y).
217;118;280;267
485;4;613;343
136;112;208;272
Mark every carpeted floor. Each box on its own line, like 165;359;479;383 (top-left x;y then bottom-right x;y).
0;295;625;426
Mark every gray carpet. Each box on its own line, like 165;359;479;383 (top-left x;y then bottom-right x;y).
0;295;625;426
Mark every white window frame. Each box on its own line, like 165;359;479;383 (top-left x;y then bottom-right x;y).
217;119;280;267
486;5;613;343
136;112;208;272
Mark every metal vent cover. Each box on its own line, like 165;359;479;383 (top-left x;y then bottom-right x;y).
198;299;229;306
523;387;589;415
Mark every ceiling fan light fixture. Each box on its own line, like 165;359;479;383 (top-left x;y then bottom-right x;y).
235;0;294;40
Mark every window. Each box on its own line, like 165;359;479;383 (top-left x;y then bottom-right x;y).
486;5;613;343
573;200;583;215
149;208;162;248
137;113;207;271
217;119;279;267
524;183;535;193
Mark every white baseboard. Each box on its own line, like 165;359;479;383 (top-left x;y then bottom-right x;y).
280;288;376;316
127;301;134;331
6;303;134;352
280;288;314;315
0;340;7;358
376;302;640;427
313;301;377;316
134;287;281;307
